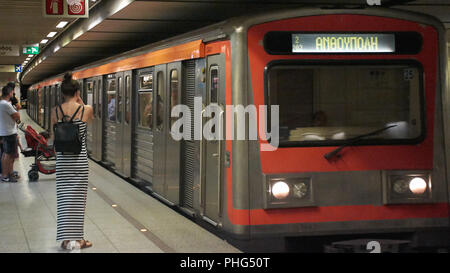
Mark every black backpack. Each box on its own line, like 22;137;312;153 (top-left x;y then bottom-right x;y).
54;105;84;154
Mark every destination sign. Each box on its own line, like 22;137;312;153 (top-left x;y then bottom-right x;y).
292;33;395;53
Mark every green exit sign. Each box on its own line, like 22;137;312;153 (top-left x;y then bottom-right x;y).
23;45;39;55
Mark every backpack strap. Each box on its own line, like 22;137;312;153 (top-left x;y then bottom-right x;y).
58;105;68;122
55;106;59;121
69;105;82;122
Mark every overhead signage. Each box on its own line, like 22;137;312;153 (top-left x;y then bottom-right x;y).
0;65;16;73
23;45;40;55
15;65;22;73
43;0;89;18
292;33;395;53
0;45;20;56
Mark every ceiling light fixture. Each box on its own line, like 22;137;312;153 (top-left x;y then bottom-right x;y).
47;32;57;38
56;21;68;28
40;39;49;44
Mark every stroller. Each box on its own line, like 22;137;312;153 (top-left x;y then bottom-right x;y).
18;123;56;182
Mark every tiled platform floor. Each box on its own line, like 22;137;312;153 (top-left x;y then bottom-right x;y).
0;110;240;253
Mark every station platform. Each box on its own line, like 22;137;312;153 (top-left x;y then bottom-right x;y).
0;110;240;253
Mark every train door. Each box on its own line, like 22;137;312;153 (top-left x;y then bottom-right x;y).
122;71;133;177
132;68;154;190
166;62;182;204
92;76;103;161
103;74;116;168
201;54;225;224
153;64;167;200
113;71;133;177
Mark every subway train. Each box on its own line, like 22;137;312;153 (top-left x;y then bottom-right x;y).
26;7;450;250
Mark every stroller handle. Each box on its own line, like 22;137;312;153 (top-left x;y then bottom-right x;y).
18;122;26;133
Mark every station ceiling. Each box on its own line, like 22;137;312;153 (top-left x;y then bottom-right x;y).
0;0;448;88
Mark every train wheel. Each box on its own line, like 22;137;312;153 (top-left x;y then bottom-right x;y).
28;170;39;182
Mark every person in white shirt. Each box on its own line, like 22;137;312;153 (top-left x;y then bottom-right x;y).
0;85;20;182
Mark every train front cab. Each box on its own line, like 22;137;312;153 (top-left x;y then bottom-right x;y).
223;8;450;247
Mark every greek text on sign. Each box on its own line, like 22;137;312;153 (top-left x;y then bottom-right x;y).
0;45;20;56
292;34;395;53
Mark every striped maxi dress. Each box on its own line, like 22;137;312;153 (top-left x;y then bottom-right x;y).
56;119;89;242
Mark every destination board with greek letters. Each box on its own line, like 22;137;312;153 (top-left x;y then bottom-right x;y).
292;34;395;53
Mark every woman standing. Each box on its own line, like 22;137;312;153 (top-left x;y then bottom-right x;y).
50;72;94;250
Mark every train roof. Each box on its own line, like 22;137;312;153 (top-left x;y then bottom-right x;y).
29;6;445;89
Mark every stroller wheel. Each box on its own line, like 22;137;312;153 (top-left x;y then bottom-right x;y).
28;170;39;182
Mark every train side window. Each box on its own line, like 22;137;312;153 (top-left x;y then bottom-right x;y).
87;82;94;105
125;76;131;125
170;69;179;127
91;81;96;118
140;74;153;90
117;77;123;123
138;73;153;129
107;79;116;122
156;71;164;130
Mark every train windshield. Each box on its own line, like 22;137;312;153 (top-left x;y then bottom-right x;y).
267;63;423;146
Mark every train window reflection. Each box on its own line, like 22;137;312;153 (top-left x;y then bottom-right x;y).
87;82;94;106
117;77;123;123
140;74;153;90
210;66;219;103
125;76;131;124
267;64;423;145
107;79;116;122
139;92;153;129
98;80;102;118
156;71;164;130
170;69;179;127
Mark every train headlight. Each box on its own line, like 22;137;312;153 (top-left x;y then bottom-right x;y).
271;181;290;199
409;177;427;195
293;182;308;199
383;171;432;204
393;179;409;194
265;176;315;208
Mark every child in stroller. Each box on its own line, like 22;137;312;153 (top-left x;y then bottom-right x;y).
19;124;56;181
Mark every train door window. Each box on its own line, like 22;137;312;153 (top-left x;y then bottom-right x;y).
125;76;131;125
138;73;153;129
210;66;219;103
107;78;116;122
156;71;164;130
92;81;97;118
87;82;94;105
97;79;102;118
117;77;123;123
169;69;179;127
209;66;219;134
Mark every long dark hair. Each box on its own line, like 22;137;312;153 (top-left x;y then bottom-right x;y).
61;72;80;97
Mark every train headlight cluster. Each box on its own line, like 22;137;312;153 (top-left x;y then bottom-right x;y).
265;177;315;208
384;171;432;204
393;176;429;196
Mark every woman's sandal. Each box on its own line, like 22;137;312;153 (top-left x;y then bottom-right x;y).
78;240;93;249
60;240;69;249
